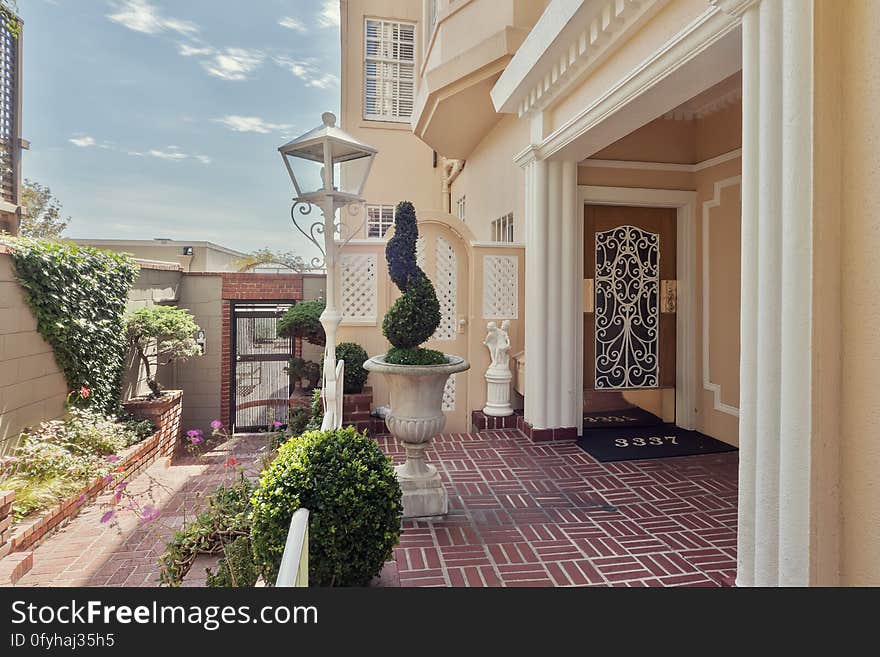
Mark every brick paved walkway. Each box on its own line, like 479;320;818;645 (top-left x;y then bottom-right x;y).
15;434;269;587
378;430;739;587
15;429;738;587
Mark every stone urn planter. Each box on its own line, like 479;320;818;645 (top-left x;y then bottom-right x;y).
364;354;469;518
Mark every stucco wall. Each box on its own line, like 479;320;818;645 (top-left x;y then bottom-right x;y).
0;249;68;456
450;114;528;242
174;275;224;433
839;0;880;586
341;0;445;228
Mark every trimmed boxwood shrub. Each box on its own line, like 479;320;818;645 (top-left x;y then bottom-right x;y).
251;426;402;586
381;202;443;364
335;342;369;394
278;298;326;347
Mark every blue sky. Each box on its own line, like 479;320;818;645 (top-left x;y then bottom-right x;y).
21;0;341;256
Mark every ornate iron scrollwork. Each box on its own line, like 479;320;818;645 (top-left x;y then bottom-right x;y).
594;225;660;389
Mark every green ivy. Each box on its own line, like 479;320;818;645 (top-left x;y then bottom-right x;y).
4;237;138;414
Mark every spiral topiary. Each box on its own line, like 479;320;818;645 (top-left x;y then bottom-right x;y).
381;201;445;365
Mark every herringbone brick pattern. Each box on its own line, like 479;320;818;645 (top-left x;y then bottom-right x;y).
378;430;738;587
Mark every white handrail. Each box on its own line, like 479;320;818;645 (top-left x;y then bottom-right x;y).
275;508;309;587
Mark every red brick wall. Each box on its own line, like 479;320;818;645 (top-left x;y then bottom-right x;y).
219;273;304;428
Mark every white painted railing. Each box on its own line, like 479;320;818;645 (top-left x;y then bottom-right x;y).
275;508;309;587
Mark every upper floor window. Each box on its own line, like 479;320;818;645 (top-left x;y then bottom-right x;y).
364;19;415;122
456;195;466;221
492;213;514;243
366;204;396;238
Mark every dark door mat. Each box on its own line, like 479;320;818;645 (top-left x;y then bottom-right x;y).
577;424;738;462
583;406;664;429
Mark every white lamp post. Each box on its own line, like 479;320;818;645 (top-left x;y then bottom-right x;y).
279;112;377;430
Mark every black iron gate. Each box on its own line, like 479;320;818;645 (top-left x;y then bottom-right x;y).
231;302;295;431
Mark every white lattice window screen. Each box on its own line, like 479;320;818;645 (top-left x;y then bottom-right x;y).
366;204;395;238
416;236;426;269
433;236;457;340
483;255;518;319
442;374;455;411
340;253;377;323
364;19;415;122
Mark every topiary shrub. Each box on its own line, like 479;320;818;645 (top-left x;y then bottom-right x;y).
278;299;326;347
251;426;402;586
335;342;369;394
381;201;444;365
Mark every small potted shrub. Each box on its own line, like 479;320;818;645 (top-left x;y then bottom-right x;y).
363;201;469;517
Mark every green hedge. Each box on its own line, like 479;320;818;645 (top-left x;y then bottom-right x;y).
6;238;138;413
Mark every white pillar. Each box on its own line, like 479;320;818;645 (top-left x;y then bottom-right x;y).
778;0;813;587
560;160;578;428
546;161;563;426
734;0;815;587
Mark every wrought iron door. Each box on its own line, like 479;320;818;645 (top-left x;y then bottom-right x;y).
232;302;294;431
584;205;676;414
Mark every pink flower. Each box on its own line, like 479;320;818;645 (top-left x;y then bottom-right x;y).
191;436;203;444
106;455;121;463
210;420;223;430
79;386;91;399
273;421;283;428
140;505;160;525
100;510;115;524
225;457;238;467
103;475;114;484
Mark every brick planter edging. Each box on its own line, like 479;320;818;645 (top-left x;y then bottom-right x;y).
123;390;183;458
0;394;183;583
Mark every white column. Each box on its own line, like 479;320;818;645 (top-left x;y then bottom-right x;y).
736;4;760;588
778;0;813;587
546;161;563;426
734;0;815;587
560;160;578;428
521;153;549;428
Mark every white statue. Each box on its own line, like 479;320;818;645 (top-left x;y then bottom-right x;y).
484;320;511;371
483;320;513;417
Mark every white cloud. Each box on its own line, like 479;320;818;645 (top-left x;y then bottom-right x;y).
107;0;198;36
194;155;212;165
149;148;188;160
279;16;306;32
273;56;338;88
69;135;96;147
215;115;293;134
317;0;340;28
144;147;211;164
178;43;214;57
201;48;264;81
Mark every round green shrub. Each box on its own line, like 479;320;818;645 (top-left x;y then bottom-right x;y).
251;427;402;586
335;342;369;394
385;346;447;366
278;299;326;347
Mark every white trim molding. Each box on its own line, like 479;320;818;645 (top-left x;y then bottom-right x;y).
702;175;742;417
581;148;742;173
578;185;698;431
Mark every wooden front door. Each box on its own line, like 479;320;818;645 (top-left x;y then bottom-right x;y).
584;205;676;422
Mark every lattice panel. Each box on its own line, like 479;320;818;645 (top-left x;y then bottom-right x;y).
416;236;426;270
482;255;518;319
442;374;455;411
0;18;18;204
433;236;457;341
341;253;377;323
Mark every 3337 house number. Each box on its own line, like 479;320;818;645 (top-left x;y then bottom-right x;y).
615;436;679;448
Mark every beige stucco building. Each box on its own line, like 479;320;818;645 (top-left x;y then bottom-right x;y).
336;0;880;586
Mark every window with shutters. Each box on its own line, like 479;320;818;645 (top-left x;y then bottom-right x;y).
366;204;396;238
492;213;514;243
364;19;415;122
